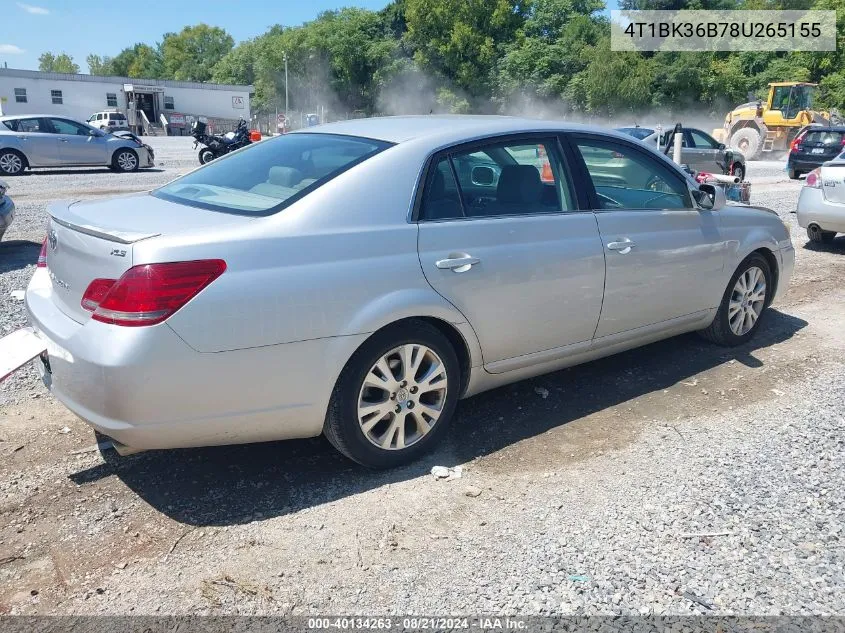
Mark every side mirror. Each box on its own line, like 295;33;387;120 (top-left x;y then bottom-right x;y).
88;129;103;137
717;143;726;150
695;183;726;211
471;165;497;186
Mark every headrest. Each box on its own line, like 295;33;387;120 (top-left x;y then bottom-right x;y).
268;166;303;188
497;165;543;204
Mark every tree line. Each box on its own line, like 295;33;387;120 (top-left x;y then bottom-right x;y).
36;0;845;119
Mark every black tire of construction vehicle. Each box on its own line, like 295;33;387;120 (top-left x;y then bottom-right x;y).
324;319;460;469
807;225;836;243
730;128;762;160
699;253;772;347
788;167;801;180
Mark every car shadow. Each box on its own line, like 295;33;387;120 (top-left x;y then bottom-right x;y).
802;235;845;253
0;240;41;273
69;309;807;527
23;168;165;176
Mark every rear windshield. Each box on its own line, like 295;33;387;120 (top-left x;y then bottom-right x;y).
803;130;844;145
616;127;654;140
153;133;392;215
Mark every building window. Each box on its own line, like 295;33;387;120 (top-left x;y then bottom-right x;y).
51;89;63;105
164;96;174;110
106;93;118;107
14;88;27;103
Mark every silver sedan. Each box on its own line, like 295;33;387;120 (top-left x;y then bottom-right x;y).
0;114;154;176
22;116;794;467
797;156;845;243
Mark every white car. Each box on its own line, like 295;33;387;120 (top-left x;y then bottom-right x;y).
87;111;130;133
797;156;845;243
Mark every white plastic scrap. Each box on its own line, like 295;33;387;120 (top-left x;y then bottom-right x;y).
431;465;463;481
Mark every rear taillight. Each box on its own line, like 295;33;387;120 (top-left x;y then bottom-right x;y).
790;138;801;153
83;259;226;327
805;168;822;188
80;278;116;312
37;237;48;267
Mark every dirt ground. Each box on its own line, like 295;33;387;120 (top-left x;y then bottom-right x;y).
0;145;843;616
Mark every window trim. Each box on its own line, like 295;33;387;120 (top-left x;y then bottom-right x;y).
564;132;696;212
14;87;27;103
106;93;118;107
50;89;63;105
164;96;175;110
412;132;580;223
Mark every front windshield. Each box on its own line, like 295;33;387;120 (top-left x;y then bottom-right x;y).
616;127;654;140
153;133;391;215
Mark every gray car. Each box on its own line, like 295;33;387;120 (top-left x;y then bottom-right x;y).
617;126;747;182
22;116;793;468
0;114;154;176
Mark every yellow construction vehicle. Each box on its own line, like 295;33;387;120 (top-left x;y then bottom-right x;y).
713;82;841;160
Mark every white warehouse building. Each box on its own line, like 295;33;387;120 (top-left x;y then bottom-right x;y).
0;68;253;135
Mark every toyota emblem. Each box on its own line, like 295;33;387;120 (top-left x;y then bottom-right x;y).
48;229;58;251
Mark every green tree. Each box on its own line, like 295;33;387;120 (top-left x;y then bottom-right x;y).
86;54;109;75
38;52;80;74
160;24;235;82
404;0;530;97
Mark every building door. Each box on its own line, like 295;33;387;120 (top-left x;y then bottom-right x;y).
136;93;156;126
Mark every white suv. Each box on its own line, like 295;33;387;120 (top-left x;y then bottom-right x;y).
87;111;129;132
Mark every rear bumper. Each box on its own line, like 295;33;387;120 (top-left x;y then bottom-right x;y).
25;268;358;450
787;156;832;172
797;187;845;233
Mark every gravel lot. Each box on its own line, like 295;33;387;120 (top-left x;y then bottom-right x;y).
0;138;843;616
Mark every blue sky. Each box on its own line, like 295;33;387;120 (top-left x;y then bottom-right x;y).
0;0;392;72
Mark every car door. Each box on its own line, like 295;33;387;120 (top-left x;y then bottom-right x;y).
416;135;606;371
687;129;725;173
569;133;728;340
47;118;108;165
5;117;60;166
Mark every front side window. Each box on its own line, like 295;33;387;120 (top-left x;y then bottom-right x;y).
164;96;174;110
51;89;63;104
14;88;27;103
421;138;572;220
107;93;118;107
154;133;391;216
575;139;692;210
49;118;91;136
689;129;719;149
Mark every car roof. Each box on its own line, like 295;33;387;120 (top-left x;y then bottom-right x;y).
296;115;635;145
0;114;85;120
802;126;845;132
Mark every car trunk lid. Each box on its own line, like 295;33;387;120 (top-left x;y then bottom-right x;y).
820;161;845;205
46;193;252;323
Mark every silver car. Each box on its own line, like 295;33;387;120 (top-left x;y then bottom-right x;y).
23;116;794;468
617;125;747;182
0;114;154;176
797;155;845;243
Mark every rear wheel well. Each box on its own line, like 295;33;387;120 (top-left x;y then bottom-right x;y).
753;247;779;307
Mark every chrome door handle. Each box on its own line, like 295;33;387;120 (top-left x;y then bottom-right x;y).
17;136;27;141
59;139;69;143
607;239;635;254
436;255;480;273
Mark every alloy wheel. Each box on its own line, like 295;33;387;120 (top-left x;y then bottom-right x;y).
117;151;137;171
357;344;448;451
728;266;766;336
0;152;23;175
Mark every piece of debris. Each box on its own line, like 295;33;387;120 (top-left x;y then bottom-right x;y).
430;465;462;481
681;379;698;387
679;531;730;539
115;563;127;570
9;290;25;301
464;486;482;498
534;387;549;399
57;426;71;434
771;388;785;396
70;441;113;455
568;574;589;582
683;591;713;610
701;389;709;395
0;555;23;567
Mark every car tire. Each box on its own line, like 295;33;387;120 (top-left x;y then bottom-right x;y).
807;225;836;243
731;163;745;182
699;253;772;347
788;167;800;180
111;149;139;172
324;319;460;469
730;128;762;160
0;149;27;176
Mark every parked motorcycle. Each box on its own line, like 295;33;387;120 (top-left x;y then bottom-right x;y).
191;118;256;165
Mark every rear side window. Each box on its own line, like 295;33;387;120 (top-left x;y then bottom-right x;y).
154;133;392;216
8;118;46;133
420;138;572;220
574;138;692;210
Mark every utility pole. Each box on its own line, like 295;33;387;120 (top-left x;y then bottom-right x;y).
283;52;289;126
